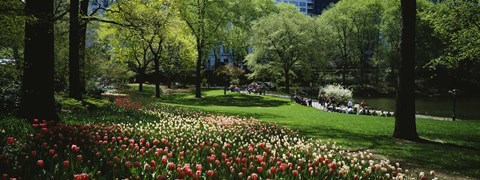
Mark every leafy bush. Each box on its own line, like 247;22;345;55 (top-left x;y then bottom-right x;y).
59;98;86;111
83;98;110;109
58;97;111;111
0;63;21;112
319;84;353;102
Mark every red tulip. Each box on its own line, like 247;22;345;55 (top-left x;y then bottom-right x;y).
292;170;299;177
331;162;337;170
168;163;176;170
184;168;193;176
49;149;55;156
31;151;37;157
150;160;156;167
162;155;167;164
270;167;277;174
280;163;287;172
206;170;214;177
74;173;88;180
63;160;70;168
71;145;80;153
77;155;83;161
125;161;131;168
257;166;263;173
6;137;14;144
325;159;331;165
37;160;44;168
251;173;259;180
177;171;186;179
195;164;202;171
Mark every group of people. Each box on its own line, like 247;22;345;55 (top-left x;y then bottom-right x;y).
228;85;241;92
247;83;267;95
293;94;313;106
315;94;394;117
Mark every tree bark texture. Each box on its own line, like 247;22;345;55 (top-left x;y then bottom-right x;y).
195;39;203;98
154;59;160;98
284;67;290;94
79;0;89;94
69;0;82;100
394;0;419;141
19;0;60;122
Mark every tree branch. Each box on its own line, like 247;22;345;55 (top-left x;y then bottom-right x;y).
82;16;133;27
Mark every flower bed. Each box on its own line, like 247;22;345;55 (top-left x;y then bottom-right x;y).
1;105;436;179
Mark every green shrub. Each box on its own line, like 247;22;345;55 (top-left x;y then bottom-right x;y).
83;98;111;109
60;98;86;111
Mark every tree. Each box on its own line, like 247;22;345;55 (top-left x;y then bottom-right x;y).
420;0;480;92
215;64;245;95
223;0;277;67
426;0;480;68
19;0;60;122
246;4;314;93
315;5;354;85
69;0;82;100
177;0;241;98
393;0;419;140
317;0;384;86
0;0;24;61
102;0;195;96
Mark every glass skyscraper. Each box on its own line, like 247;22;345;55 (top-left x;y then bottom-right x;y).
276;0;315;16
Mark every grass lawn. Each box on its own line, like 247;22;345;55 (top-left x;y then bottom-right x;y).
127;84;480;178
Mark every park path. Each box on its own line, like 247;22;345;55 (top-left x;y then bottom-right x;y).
242;91;454;121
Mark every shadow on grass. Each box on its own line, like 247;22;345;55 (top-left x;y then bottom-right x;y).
291;124;480;178
159;92;290;107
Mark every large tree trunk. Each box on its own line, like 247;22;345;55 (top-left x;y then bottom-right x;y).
154;59;160;98
19;0;60;122
284;67;290;93
138;71;144;92
69;0;82;100
394;0;419;141
195;39;203;98
79;0;89;94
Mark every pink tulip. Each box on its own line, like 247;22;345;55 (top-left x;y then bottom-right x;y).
37;160;44;168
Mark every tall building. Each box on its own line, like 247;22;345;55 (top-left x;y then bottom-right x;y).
276;0;315;16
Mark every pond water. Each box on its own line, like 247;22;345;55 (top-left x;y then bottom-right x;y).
353;96;480;120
